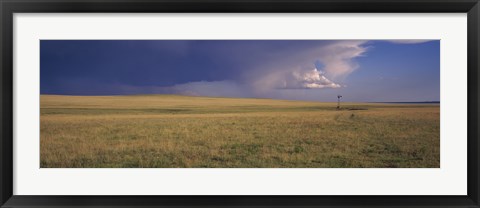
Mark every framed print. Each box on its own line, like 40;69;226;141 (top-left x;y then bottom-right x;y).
1;0;479;207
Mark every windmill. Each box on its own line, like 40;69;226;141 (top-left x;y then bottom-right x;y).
337;95;342;110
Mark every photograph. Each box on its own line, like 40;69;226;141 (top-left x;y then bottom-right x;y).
40;39;440;168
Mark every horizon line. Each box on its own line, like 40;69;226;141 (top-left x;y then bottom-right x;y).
39;93;440;103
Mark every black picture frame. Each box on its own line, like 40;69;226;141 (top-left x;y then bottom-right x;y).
1;0;479;207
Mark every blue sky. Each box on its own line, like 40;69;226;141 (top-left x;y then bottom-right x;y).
40;40;439;102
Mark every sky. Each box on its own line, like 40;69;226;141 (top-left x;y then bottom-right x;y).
40;40;440;102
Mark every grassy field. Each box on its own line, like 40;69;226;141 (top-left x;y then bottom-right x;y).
40;94;440;168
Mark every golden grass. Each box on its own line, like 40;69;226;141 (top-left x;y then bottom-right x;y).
40;94;440;168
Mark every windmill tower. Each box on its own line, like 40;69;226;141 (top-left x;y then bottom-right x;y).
337;95;342;110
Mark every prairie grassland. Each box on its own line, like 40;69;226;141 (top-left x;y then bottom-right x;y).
40;94;440;168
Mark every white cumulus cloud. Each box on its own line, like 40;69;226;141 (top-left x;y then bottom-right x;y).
283;68;341;89
248;40;368;94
